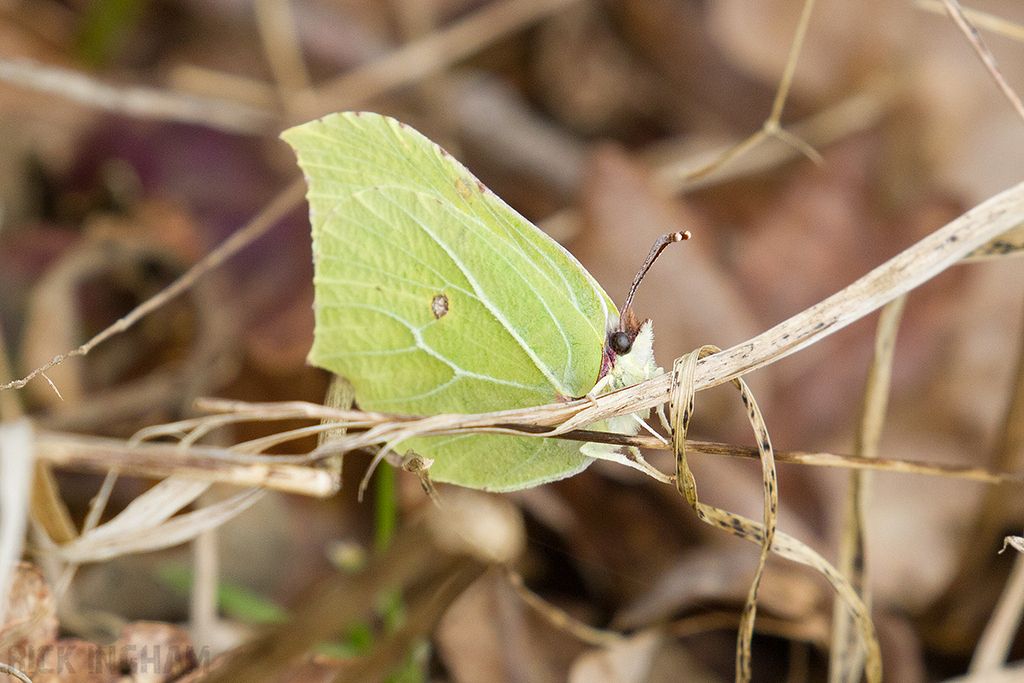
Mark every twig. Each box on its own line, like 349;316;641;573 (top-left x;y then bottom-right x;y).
830;295;907;682
971;536;1024;671
1;179;306;393
652;180;1024;407
916;0;1024;44
193;398;1022;484
939;0;1024;123
254;0;311;99
34;430;339;497
0;56;277;135
0;663;33;683
683;0;821;182
294;0;581;119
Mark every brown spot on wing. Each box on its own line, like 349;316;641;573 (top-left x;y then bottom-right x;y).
454;177;473;200
431;293;449;319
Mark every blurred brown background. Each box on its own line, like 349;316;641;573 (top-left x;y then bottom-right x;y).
3;0;1024;681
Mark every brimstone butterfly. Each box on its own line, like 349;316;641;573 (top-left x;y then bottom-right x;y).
282;112;685;491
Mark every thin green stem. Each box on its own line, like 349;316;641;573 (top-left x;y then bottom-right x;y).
374;464;398;554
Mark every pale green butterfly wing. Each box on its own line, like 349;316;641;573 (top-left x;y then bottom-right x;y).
282;112;618;490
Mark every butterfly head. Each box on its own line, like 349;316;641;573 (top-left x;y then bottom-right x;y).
595;231;689;387
600;307;644;378
597;305;656;391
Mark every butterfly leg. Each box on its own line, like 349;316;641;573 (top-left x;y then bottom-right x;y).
627;412;669;445
399;451;441;507
586;374;612;402
625;446;672;484
656;403;672;434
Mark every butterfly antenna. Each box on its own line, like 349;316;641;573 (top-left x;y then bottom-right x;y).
621;231;690;317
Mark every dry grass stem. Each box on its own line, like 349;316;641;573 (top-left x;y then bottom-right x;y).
35;477;258;566
916;0;1024;42
190;527;219;657
964;224;1024;260
254;0;311;99
670;347;800;683
969;289;1024;672
830;295;907;682
971;542;1024;671
197;510;493;683
692;441;1018;483
0;663;32;683
652;80;897;193
0;56;276;134
1;179;307;393
49;487;263;564
505;568;624;647
295;0;581;120
35;430;339;497
766;0;817;125
0;322;78;547
167;64;279;111
924;290;1024;646
0;421;33;626
677;180;1024;400
683;0;821;183
939;0;1024;123
188;399;1020;484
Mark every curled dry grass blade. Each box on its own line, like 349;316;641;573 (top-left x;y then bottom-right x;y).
669;346;786;683
49;484;263;564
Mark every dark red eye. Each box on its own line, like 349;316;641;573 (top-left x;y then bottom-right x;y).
608;331;632;355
